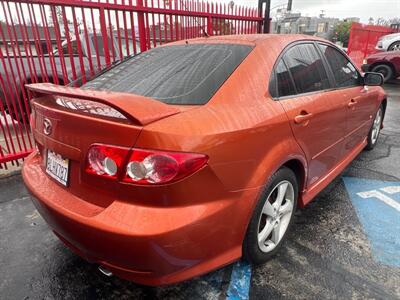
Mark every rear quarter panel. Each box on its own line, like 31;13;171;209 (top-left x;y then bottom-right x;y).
135;42;307;195
133;43;308;251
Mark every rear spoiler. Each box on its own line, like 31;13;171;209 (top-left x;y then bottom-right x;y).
26;83;180;126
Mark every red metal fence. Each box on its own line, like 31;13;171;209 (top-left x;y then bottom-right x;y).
347;22;398;67
0;0;263;169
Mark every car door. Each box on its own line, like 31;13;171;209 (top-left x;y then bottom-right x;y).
317;43;379;153
273;43;348;188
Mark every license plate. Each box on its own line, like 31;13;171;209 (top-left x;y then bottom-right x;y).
46;150;69;186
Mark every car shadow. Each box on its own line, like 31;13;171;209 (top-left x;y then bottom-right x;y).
44;242;233;300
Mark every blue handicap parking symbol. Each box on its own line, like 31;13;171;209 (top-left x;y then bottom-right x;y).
343;177;400;267
226;260;252;300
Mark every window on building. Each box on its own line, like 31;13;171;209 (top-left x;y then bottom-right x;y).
317;23;325;33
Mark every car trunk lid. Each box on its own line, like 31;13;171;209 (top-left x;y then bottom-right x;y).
27;83;181;126
27;83;182;160
25;83;181;207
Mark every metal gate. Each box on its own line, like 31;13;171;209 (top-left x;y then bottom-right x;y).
347;22;398;67
0;0;263;169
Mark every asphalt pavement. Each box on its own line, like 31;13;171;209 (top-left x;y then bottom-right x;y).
0;84;399;300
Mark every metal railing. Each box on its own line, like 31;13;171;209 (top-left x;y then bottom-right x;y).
347;22;398;67
0;0;263;169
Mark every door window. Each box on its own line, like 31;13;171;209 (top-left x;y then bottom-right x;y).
318;44;359;88
276;60;296;97
283;43;330;94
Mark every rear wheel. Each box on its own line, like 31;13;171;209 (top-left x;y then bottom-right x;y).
365;105;383;151
371;64;393;82
388;41;400;51
243;167;298;264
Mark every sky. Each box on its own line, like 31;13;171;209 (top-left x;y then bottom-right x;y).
234;0;400;23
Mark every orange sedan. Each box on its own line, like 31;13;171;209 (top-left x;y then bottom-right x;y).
22;35;386;286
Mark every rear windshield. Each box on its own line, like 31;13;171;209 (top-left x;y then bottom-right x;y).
82;44;253;105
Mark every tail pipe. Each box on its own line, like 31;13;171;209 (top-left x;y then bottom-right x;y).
98;265;113;277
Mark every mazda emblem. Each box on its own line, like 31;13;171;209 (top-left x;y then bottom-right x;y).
43;118;52;136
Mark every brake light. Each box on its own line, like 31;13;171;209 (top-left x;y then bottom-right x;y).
85;144;129;178
85;144;208;184
124;149;208;184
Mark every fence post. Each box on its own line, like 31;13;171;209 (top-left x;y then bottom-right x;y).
258;0;270;33
207;16;213;36
99;8;111;66
137;0;147;52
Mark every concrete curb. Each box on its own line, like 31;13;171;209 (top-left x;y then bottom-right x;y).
0;168;22;179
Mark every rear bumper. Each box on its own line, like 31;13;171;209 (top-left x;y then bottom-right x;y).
22;151;258;285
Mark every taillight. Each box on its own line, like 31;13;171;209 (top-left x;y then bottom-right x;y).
85;144;208;184
124;149;208;184
85;144;129;179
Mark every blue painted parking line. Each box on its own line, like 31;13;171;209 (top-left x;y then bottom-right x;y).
343;177;400;267
226;260;252;300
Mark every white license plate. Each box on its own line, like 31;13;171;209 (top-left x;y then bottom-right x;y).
46;150;69;186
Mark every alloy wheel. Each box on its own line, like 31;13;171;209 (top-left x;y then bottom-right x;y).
257;180;295;253
389;43;400;51
371;107;383;145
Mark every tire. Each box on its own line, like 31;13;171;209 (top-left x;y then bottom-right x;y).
388;41;400;51
365;105;383;151
243;167;298;264
371;64;393;83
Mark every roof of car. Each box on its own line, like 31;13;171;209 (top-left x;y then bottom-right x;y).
169;34;329;47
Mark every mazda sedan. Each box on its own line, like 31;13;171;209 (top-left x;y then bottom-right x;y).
23;34;386;286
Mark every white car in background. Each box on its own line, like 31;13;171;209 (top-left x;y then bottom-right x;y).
376;33;400;51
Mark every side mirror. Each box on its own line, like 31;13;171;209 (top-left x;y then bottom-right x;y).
363;72;384;86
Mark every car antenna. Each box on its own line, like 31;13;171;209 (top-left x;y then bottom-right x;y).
180;1;210;37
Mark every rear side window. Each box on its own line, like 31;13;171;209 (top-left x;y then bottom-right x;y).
276;60;296;97
83;44;253;105
283;43;330;94
318;44;359;88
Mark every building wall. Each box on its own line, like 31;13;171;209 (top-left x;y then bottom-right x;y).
272;13;340;40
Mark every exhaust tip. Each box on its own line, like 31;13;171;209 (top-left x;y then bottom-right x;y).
98;265;113;277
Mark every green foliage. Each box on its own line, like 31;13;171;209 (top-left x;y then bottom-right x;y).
334;21;353;47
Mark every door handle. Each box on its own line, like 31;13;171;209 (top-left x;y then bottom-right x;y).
294;111;313;124
348;99;358;108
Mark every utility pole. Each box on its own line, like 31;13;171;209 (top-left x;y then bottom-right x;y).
258;0;271;33
287;0;293;12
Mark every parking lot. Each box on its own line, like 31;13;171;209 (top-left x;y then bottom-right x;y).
1;83;399;299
